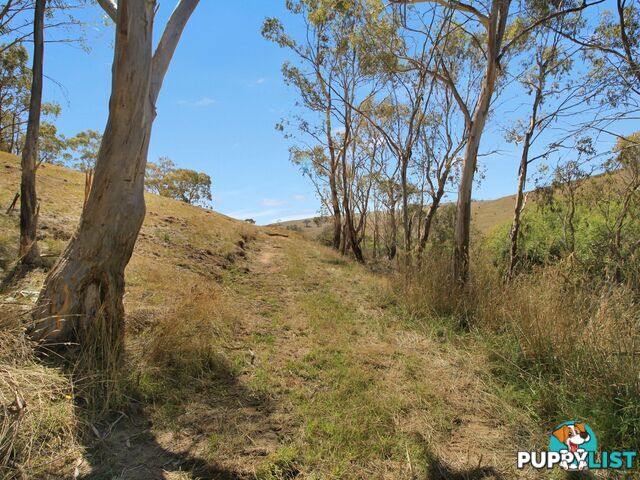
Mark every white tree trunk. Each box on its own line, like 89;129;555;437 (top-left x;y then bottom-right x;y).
32;0;155;345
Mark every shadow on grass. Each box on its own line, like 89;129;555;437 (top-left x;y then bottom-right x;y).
74;355;266;479
0;262;34;293
424;450;505;480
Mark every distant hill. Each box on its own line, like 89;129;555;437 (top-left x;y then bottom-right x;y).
271;192;520;241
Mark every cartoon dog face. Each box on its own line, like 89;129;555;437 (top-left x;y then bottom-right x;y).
553;423;591;452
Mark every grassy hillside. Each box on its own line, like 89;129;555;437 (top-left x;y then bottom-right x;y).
273;193;519;242
0;153;554;479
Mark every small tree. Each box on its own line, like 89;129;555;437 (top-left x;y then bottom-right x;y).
146;157;212;206
64;129;102;172
161;168;212;206
145;157;176;194
38;122;67;165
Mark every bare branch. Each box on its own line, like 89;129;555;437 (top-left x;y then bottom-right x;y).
151;0;200;103
390;0;489;26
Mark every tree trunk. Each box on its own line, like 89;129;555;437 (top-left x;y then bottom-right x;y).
31;0;199;348
417;190;443;257
388;203;397;260
400;153;411;265
508;81;542;278
329;162;342;250
454;118;484;284
31;0;155;345
19;0;45;266
508;143;529;277
342;195;364;263
453;0;509;285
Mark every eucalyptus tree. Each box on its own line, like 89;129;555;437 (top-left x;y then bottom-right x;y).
557;0;639;99
0;44;61;154
415;86;465;258
505;17;590;277
32;0;201;352
357;75;434;262
262;1;349;251
18;0;45;266
64;129;102;171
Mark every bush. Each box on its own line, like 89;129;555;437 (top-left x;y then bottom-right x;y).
488;195;640;288
399;177;640;451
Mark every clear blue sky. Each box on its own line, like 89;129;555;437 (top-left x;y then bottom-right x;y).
42;1;633;225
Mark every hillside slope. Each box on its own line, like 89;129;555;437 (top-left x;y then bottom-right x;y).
0;154;545;479
273;194;518;241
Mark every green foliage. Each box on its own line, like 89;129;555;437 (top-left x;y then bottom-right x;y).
489;155;640;287
487;205;565;269
146;156;213;206
0;43;30;153
64;129;102;172
0;43;63;156
37;122;67;165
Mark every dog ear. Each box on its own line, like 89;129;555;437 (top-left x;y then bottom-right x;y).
552;425;569;444
575;423;586;433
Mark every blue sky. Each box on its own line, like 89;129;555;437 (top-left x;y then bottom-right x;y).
41;1;634;225
44;1;318;225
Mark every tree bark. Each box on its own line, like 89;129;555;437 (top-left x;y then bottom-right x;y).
508;80;542;278
417;187;444;256
329;161;342;250
341;163;364;263
400;153;411;265
508;142;529;277
32;0;200;347
32;0;155;344
388;202;397;260
19;0;45;266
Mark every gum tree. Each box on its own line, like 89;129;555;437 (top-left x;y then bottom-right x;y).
18;0;45;266
32;0;200;354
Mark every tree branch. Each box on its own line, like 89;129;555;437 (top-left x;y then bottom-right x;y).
617;0;640;84
499;0;605;60
391;0;489;27
151;0;200;104
96;0;117;22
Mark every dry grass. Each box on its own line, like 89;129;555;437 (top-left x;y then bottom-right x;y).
398;250;640;452
0;313;81;479
127;268;242;400
0;152;547;478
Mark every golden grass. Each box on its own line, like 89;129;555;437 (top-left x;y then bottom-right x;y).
0;313;80;479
